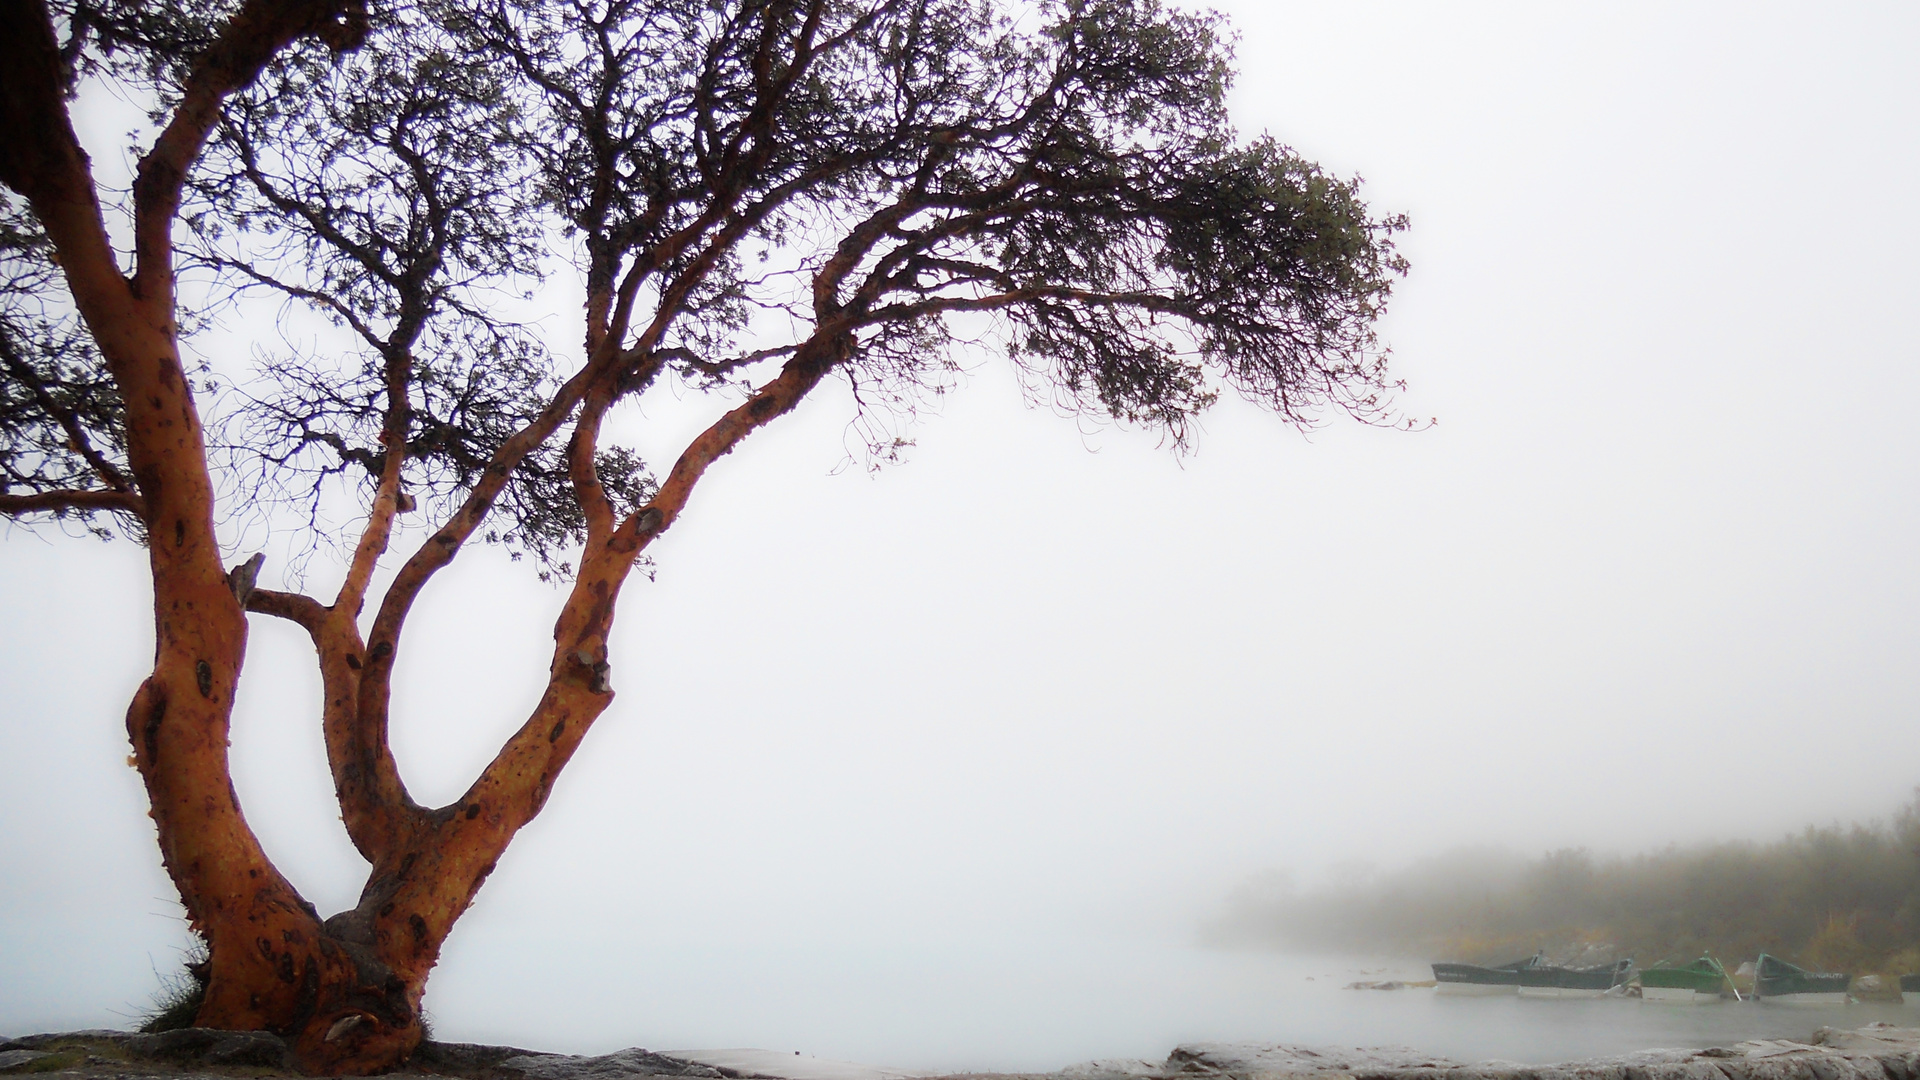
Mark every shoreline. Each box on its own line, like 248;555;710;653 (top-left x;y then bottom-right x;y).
7;1024;1920;1080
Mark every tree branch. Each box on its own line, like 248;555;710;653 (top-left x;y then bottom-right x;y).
0;327;133;493
381;325;846;982
639;329;843;542
656;343;797;379
204;252;388;347
0;0;141;366
0;487;144;516
130;0;368;313
246;586;328;632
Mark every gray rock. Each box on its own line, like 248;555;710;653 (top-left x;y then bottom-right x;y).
416;1039;568;1073
500;1048;734;1080
0;1050;51;1071
1167;1041;1467;1075
1812;1025;1920;1054
122;1027;292;1069
665;1049;927;1080
1059;1060;1165;1080
1157;1030;1920;1080
1730;1040;1831;1058
0;1031;133;1051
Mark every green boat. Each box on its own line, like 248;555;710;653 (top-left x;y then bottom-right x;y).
1431;953;1543;996
1754;953;1850;1005
1638;956;1732;1004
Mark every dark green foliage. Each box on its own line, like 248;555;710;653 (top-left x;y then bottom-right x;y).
1208;795;1920;973
10;0;1407;575
50;0;227;92
0;192;134;536
185;2;587;567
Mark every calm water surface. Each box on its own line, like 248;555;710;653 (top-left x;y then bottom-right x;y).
428;939;1916;1073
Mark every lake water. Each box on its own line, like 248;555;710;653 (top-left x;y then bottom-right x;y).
424;938;1919;1073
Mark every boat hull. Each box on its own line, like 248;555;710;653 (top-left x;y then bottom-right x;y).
1754;955;1850;1003
1759;991;1850;1006
1640;959;1729;1003
1642;986;1722;1004
1516;960;1631;999
1436;981;1516;996
1519;985;1612;999
1431;958;1537;996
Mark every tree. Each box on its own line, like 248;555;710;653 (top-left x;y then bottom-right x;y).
0;0;1408;1071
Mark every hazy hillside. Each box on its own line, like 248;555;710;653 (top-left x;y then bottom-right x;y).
1206;794;1920;976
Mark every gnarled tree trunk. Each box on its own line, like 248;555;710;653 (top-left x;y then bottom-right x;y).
2;0;839;1059
0;0;448;1070
6;0;1408;1070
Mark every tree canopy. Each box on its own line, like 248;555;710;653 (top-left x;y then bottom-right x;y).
6;0;1407;551
0;0;1407;1071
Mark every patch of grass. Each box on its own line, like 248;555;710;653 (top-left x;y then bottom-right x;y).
32;1040;127;1061
139;947;211;1034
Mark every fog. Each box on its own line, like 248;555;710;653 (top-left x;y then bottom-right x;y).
4;0;1919;1068
1207;799;1920;975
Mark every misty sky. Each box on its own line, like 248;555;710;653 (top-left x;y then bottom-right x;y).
3;0;1917;1063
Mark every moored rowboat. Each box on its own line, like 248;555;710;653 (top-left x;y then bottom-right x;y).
1517;958;1633;999
1432;953;1542;996
1755;953;1850;1005
1639;956;1732;1004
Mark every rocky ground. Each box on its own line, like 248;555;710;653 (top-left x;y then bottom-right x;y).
9;1024;1920;1080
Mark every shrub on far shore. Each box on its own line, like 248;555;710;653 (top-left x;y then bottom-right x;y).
1206;792;1920;977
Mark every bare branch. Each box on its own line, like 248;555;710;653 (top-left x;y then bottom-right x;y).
0;487;143;516
246;586;328;632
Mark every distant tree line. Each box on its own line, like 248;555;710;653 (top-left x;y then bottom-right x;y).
1206;795;1920;976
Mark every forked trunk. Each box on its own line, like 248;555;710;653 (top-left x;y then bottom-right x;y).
150;622;624;1074
2;0;805;1072
178;843;438;1074
112;368;426;1070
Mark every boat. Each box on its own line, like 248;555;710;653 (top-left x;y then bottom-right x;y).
1432;953;1542;996
1517;958;1634;999
1639;956;1733;1003
1899;974;1920;1004
1754;953;1850;1005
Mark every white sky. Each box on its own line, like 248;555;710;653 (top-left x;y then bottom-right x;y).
4;0;1918;1059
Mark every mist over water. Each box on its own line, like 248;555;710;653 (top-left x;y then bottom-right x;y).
424;939;1914;1072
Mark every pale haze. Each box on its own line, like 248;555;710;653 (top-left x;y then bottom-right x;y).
3;0;1917;1070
